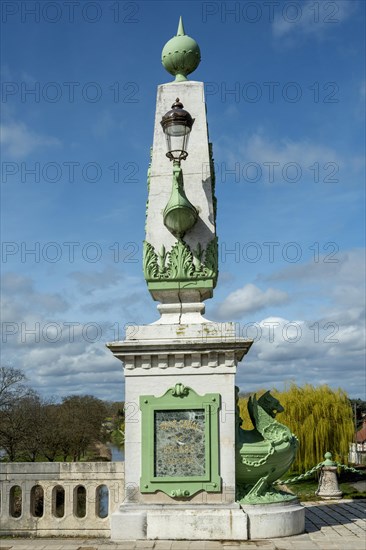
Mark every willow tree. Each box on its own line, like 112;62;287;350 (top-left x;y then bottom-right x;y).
238;383;354;473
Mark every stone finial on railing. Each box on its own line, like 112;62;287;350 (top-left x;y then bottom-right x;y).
315;452;342;500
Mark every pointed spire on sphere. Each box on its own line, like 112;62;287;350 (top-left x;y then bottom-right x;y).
161;16;201;82
177;15;185;36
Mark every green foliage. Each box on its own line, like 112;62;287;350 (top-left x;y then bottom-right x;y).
103;400;125;447
238;383;354;473
110;428;125;446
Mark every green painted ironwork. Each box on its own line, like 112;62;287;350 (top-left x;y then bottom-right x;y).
236;389;299;503
161;17;201;82
334;462;366;475
274;462;324;485
140;383;221;499
163;161;198;238
143;237;218;292
275;452;366;486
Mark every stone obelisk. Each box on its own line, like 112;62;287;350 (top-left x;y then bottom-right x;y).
107;18;254;540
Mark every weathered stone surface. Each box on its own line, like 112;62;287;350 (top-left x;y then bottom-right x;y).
241;501;305;539
144;80;217;304
316;466;343;500
147;506;248;540
0;462;124;537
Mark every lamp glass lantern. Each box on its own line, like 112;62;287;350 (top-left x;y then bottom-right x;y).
161;98;195;162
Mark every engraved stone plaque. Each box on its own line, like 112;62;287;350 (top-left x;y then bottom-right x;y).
140;384;221;497
154;409;205;477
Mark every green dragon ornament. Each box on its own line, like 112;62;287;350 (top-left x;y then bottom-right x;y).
236;389;299;504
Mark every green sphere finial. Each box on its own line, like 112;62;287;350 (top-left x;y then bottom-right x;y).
162;16;201;82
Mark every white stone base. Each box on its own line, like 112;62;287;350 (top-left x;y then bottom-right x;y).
241;500;305;539
111;508;147;540
111;501;305;540
111;504;248;540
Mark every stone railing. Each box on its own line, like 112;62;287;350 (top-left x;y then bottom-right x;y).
0;462;124;537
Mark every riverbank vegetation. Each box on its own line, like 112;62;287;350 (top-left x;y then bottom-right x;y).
1;367;363;469
0;367;124;462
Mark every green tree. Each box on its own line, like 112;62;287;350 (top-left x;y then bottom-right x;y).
238;383;354;473
105;401;125;446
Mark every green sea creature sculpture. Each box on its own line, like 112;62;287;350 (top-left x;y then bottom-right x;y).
236;389;299;504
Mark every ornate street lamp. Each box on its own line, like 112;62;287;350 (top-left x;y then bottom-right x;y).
161;98;194;163
160;98;198;238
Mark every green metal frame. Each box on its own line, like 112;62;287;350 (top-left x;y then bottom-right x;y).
140;383;221;499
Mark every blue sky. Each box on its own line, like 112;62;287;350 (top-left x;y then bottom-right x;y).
1;0;365;401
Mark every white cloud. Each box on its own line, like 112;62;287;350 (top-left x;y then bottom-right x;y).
91;110;115;139
231;248;366;397
360;80;366;99
1;272;69;319
236;314;365;398
267;248;365;309
1;272;124;400
272;0;357;40
18;339;124;401
0;121;61;158
214;283;289;319
217;130;345;185
69;266;124;295
0;268;154;400
268;249;364;281
243;132;341;170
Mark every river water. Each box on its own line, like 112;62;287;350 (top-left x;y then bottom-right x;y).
107;443;124;461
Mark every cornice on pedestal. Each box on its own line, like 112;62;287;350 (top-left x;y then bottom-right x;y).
106;336;253;375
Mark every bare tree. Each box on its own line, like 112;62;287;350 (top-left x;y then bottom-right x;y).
0;393;34;461
41;402;65;462
0;366;28;409
0;368;110;462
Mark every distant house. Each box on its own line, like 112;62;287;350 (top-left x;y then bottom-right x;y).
349;419;366;464
356;419;366;446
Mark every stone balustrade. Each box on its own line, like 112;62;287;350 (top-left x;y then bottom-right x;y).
0;462;124;537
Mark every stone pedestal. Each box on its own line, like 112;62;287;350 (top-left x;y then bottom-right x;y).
107;321;305;540
107;321;252;540
241;501;305;539
316;466;343;500
111;504;248;540
108;322;252;502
